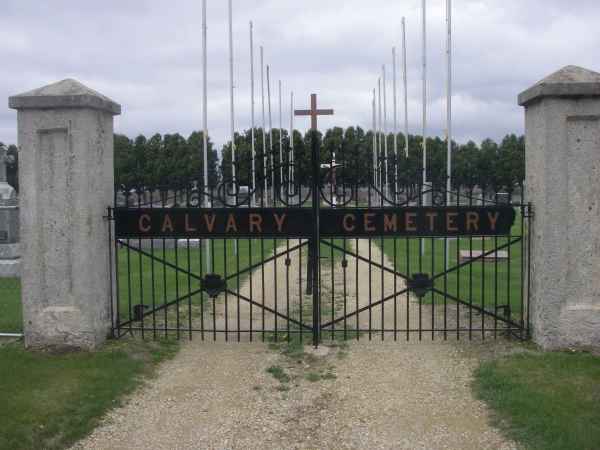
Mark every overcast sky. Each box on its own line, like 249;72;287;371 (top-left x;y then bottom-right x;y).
1;0;599;149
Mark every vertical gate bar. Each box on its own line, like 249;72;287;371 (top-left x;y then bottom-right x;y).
443;236;447;340
507;211;513;333
380;172;384;341
224;238;229;342
526;204;532;337
468;193;473;340
114;216;122;338
249;238;254;342
174;236;180;340
286;238;290;340
138;192;146;340
211;238;217;341
331;237;335;340
187;235;192;340
186;188;192;340
150;193;157;340
199;236;205;341
494;233;499;339
481;195;486;340
381;235;385;340
393;237;397;341
455;192;460;340
126;238;133;335
261;237;265;342
356;182;361;341
274;237;278;341
108;207;115;338
519;206;525;338
418;188;423;341
431;235;435;340
299;236;303;343
406;236;410;341
236;237;241;342
343;238;348;341
368;237;372;340
310;131;321;347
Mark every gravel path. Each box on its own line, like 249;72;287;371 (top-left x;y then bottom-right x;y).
73;239;517;450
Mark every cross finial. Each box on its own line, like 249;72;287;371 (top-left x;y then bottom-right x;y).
294;93;334;131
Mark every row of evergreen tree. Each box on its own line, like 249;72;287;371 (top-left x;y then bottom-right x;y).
114;126;525;194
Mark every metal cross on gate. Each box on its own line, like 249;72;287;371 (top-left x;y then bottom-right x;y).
294;93;334;131
295;94;334;300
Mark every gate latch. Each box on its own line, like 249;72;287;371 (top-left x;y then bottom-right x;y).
201;274;226;298
407;273;433;299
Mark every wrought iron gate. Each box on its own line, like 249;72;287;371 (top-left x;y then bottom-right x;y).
109;132;530;344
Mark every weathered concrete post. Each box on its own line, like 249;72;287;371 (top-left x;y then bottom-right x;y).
9;79;121;350
519;66;600;350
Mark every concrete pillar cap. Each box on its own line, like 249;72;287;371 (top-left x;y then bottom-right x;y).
9;78;121;115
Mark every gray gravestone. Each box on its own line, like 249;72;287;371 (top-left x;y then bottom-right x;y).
9;79;120;350
0;145;19;277
519;65;600;350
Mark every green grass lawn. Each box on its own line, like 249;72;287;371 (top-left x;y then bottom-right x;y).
377;211;527;323
0;278;22;333
0;339;179;450
475;350;600;450
116;238;277;325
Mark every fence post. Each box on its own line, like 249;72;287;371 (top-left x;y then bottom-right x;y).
9;79;121;350
519;66;600;350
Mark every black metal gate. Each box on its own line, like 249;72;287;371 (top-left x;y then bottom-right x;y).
109;131;530;344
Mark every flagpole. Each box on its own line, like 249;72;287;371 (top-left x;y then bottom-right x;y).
372;88;377;195
402;17;409;158
201;0;211;271
278;80;283;202
228;0;236;183
393;47;398;200
267;65;274;204
421;0;427;256
289;91;294;196
260;46;267;204
382;64;389;200
377;77;383;201
250;21;256;207
422;0;427;192
446;0;453;267
228;0;237;255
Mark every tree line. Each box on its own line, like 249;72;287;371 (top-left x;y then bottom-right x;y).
3;128;525;196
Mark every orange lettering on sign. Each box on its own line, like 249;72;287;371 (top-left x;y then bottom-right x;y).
203;214;216;232
383;214;397;232
343;214;356;232
139;214;151;233
425;212;438;232
405;212;417;232
446;212;459;232
162;214;174;233
185;214;196;232
364;213;376;232
487;212;500;231
225;214;238;233
466;212;480;232
249;214;263;233
273;213;287;232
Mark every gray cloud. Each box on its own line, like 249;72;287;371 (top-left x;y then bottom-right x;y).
2;0;600;148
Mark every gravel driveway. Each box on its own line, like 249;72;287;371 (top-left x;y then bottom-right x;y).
73;240;517;450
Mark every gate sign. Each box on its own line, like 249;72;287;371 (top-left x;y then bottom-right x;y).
114;206;516;238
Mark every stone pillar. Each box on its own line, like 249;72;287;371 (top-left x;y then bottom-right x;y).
519;66;600;350
9;79;121;350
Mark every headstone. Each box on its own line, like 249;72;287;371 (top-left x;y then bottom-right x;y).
459;250;508;263
9;79;121;350
0;145;20;277
519;65;600;350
